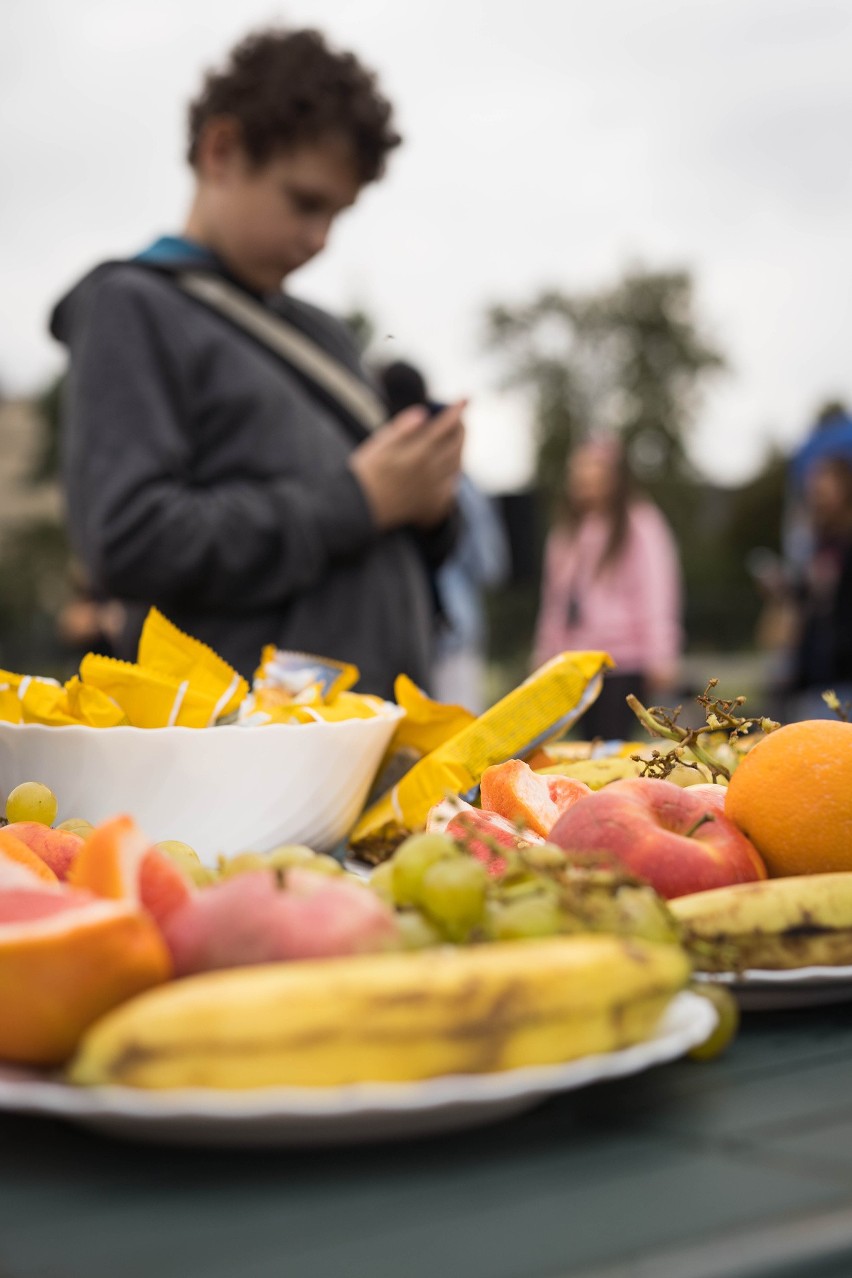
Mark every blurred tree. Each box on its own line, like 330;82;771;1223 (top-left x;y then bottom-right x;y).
0;376;74;673
480;267;798;689
29;374;64;482
484;267;726;512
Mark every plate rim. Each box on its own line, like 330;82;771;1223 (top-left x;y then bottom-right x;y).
695;965;852;989
0;990;714;1126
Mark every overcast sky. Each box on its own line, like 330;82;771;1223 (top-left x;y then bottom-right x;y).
3;0;851;490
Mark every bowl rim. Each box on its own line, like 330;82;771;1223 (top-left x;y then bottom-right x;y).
0;702;404;737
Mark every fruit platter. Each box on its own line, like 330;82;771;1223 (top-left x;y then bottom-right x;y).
1;611;851;1146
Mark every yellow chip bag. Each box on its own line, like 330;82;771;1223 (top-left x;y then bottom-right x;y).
350;650;613;857
390;675;476;756
137;607;248;722
17;678;78;727
0;685;23;724
80;654;220;729
252;646;360;701
64;675;128;728
0;671;87;727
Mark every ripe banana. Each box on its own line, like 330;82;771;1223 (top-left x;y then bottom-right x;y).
670;873;852;971
67;936;689;1090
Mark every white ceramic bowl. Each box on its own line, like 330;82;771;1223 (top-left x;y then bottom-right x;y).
0;708;403;864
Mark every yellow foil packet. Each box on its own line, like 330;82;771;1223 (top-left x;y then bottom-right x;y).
252;646;359;701
0;671;72;726
0;685;23;724
239;648;376;725
390;675;476;757
80;654;220;728
63;676;128;728
350;650;613;854
137;608;248;722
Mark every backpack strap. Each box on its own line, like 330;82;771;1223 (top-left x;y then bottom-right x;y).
176;271;387;434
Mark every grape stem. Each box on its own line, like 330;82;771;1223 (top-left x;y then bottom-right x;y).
627;679;780;783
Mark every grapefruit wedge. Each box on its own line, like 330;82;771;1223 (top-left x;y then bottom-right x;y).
68;815;194;926
480;759;591;839
0;888;172;1065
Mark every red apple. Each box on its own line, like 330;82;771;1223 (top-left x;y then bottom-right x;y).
684;783;728;812
548;777;767;899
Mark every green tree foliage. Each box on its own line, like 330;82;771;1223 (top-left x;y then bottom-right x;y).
485;267;726;512
482;266;795;669
0;378;74;673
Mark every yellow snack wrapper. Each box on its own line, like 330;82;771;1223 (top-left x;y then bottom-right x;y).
0;671;80;726
350;650;613;855
0;686;23;724
0;671;32;723
239;648;376;725
80;654;220;729
137;607;248;722
390;675;476;756
253;646;359;701
12;675;128;728
63;676;129;728
242;686;384;726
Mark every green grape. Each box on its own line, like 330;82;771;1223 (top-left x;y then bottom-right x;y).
263;844;319;870
390;833;458;906
5;781;58;826
56;817;94;840
518;843;569;873
610;886;682;944
395;909;444;951
687;983;740;1061
485;891;564;941
155;840;215;887
369;861;395;905
418;855;488;942
298;853;344;877
216;851;269;879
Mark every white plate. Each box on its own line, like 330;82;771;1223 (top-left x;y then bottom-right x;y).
0;992;713;1147
695;966;852;1011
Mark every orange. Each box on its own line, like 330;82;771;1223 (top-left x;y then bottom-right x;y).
0;887;172;1064
68;814;193;925
0;829;59;885
480;759;591;839
725;719;852;876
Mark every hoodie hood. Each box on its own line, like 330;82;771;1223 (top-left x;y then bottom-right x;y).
50;237;222;348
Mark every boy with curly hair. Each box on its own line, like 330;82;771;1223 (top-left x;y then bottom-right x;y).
50;28;464;698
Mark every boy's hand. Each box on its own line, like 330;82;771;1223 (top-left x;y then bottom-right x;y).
349;400;466;530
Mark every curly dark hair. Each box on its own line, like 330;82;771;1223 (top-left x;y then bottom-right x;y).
187;27;401;184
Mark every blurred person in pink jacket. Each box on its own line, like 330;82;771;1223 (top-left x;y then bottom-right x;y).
532;435;683;739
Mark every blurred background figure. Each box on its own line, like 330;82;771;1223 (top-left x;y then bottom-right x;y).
376;360;510;712
532;435;683;740
748;402;852;721
785;455;852;720
785;402;852;575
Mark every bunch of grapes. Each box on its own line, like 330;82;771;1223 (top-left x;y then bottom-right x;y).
370;832;682;951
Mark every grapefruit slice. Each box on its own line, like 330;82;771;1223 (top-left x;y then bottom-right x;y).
68;815;193;925
480;759;591;838
0;891;172;1064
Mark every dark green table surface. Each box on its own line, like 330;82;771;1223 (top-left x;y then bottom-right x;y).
3;1003;852;1278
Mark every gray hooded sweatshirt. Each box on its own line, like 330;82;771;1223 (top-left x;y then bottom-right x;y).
50;247;454;699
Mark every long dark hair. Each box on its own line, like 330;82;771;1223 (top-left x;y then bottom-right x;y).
558;437;637;576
